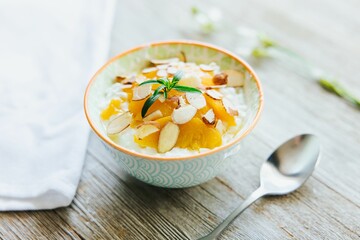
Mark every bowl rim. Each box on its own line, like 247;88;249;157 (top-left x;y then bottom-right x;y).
84;40;264;161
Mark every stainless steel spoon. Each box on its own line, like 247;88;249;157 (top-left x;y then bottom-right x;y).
199;134;321;240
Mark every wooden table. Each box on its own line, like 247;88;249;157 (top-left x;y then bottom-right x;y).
1;0;359;239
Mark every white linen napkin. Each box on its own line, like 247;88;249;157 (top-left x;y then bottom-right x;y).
0;0;115;210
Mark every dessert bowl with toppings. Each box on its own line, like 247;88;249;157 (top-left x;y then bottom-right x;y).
84;41;263;188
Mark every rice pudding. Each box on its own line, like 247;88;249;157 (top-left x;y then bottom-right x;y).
99;57;247;157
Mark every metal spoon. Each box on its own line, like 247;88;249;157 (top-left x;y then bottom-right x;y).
199;134;321;240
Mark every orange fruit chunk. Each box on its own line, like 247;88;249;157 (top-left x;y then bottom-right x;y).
134;116;172;149
204;94;236;126
201;74;214;86
134;116;222;151
101;99;122;120
176;117;222;150
129;97;177;120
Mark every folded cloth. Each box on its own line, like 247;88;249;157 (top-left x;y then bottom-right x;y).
0;0;115;210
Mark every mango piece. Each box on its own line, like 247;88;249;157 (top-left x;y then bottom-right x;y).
176;117;222;150
101;99;122;120
134;116;172;149
204;95;236;126
201;74;214;86
129;97;177;120
129;98;147;119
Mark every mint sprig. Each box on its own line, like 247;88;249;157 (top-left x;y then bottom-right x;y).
140;71;202;117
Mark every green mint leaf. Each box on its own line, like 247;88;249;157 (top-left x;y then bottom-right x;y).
153;85;166;96
141;93;160;118
156;79;167;85
141;85;165;118
171;71;184;86
173;85;202;93
139;80;160;86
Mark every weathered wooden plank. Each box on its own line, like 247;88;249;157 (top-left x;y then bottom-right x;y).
1;0;360;239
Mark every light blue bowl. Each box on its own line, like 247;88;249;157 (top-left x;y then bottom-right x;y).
84;40;263;188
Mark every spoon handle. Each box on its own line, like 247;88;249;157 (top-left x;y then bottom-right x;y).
199;187;266;240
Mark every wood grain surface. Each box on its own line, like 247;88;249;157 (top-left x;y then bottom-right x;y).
1;0;359;239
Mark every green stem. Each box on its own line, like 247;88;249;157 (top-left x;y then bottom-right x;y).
266;45;360;109
318;79;360;108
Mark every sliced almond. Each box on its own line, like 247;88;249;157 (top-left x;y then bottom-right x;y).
150;58;179;65
185;92;206;109
179;51;187;62
132;84;152;101
202;109;216;125
135;76;147;84
179;74;202;88
136;124;160;139
156;64;169;70
143;110;163;121
107;112;132;135
222;98;239;116
199;64;214;72
206;89;223;100
115;75;126;82
213;72;228;85
120;75;136;85
118;85;133;89
178;96;187;107
167;67;178;76
223;70;244;87
142;67;158;75
156;69;168;78
137;121;161;128
167;96;180;107
158;122;180;153
215;120;226;134
205;85;227;89
172;105;197;124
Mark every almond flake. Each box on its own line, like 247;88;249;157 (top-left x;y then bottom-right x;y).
215;120;226;134
115;75;126;82
205;89;223;100
223;70;244;87
150;58;179;65
205;85;227;89
156;69;168;78
142;67;158;75
213;72;228;85
185;92;206;109
172;105;197;124
178;96;187;107
167;67;178;75
202;109;216;125
179;51;187;62
156;64;169;70
120;75;136;85
132;84;152;101
222;98;239;116
143;110;163;121
135;76;146;84
158;122;180;153
107;112;132;135
167;96;180;107
136;124;160;140
199;64;214;72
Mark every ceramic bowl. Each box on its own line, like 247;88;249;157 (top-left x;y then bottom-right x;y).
84;40;263;188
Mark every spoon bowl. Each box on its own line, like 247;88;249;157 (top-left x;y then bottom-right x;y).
260;134;321;195
199;134;321;240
